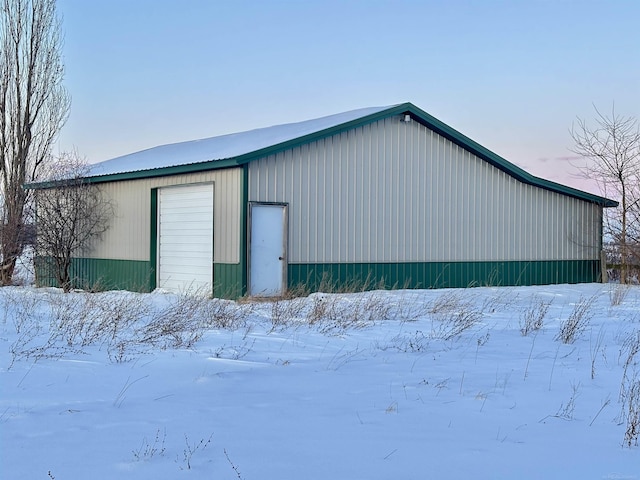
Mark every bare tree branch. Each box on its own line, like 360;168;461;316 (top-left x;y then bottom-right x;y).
571;105;640;283
0;0;70;285
33;153;113;292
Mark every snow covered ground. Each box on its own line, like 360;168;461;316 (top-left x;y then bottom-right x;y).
1;283;639;479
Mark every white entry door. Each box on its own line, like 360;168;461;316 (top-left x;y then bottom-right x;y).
158;183;214;293
249;203;287;296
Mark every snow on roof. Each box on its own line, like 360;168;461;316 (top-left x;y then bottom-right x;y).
87;105;395;177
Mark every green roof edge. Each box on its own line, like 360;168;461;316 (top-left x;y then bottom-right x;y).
26;102;618;208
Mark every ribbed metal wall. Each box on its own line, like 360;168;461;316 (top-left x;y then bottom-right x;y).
249;117;602;263
87;168;242;263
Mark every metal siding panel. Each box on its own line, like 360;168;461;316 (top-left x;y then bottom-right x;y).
532;186;541;259
506;176;514;259
368;124;378;262
499;172;508;259
248;117;602;266
461;150;470;262
213;262;242;299
343;132;353;262
85;168;241;264
393;124;403;262
291;146;301;260
457;149;467;262
412;125;422;261
451;145;460;260
287;260;601;291
308;143;318;262
488;158;498;259
362;124;372;262
353;129;364;261
327;136;334;261
36;257;153;291
330;138;338;261
407;124;417;261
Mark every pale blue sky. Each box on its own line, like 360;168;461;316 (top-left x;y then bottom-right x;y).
55;0;639;192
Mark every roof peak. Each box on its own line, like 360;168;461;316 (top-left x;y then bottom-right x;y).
36;102;615;207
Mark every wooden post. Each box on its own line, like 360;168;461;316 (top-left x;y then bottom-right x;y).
600;250;608;283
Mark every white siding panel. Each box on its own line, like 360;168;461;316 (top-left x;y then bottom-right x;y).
248;117;602;264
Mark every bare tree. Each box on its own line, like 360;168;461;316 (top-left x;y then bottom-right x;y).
34;153;113;292
0;0;70;285
571;106;640;283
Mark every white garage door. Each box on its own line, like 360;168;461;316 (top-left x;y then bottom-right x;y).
158;183;214;293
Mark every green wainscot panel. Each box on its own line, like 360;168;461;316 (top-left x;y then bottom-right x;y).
35;258;600;297
213;263;244;299
35;257;154;292
36;257;245;298
288;260;601;292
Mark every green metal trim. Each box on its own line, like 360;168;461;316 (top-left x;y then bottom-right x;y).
25;160;243;189
288;260;601;292
24;103;617;208
34;257;601;297
149;188;158;290
35;257;154;291
35;255;243;297
240;164;249;296
213;263;243;299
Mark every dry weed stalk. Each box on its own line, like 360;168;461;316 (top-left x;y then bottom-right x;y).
623;377;640;447
520;296;551;336
555;381;581;420
427;291;483;340
619;331;640;405
609;284;631;307
306;291;393;335
268;297;307;332
48;292;149;348
6;287;253;367
589;326;606;379
139;293;249;349
555;294;597;344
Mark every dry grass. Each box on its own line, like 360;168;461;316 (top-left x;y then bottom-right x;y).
554;294;597;344
623;377;640;447
138;293;251;350
427;291;484;340
615;329;640;447
609;284;631;307
246;285;423;335
306;292;393;335
520;296;551;336
267;297;307;332
5;287;254;367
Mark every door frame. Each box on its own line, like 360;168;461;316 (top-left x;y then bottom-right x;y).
247;202;288;296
